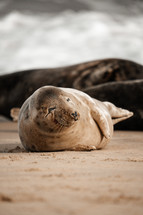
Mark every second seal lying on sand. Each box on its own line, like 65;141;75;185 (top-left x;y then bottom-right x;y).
18;86;133;152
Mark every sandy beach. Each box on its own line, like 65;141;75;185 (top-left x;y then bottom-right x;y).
0;120;143;215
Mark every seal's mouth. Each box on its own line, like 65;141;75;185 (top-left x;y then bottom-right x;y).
54;111;79;127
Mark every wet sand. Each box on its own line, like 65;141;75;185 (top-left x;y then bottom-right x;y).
0;121;143;215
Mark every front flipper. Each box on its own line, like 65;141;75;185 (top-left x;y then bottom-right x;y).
91;105;111;139
103;102;133;125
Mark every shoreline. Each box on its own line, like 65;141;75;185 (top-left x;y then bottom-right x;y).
0;120;143;214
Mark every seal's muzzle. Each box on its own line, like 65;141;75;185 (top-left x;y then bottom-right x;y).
71;111;79;121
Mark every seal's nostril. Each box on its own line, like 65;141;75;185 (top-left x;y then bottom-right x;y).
71;111;78;121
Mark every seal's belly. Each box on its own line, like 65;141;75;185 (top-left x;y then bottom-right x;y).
37;118;103;151
66;118;102;150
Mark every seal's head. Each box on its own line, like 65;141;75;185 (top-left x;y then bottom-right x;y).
29;86;80;133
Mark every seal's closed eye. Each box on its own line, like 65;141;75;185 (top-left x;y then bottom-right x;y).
48;106;56;113
44;106;56;118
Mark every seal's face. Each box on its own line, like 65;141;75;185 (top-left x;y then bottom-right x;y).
30;86;80;133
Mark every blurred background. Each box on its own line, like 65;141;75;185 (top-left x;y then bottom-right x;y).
0;0;143;75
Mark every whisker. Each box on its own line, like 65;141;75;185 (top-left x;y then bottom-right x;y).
59;124;64;132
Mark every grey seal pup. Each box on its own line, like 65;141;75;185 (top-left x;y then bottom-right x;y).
18;86;133;152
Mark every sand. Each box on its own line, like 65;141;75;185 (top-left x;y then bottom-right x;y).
0;120;143;215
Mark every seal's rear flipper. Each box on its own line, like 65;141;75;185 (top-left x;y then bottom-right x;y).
103;102;133;125
10;108;20;122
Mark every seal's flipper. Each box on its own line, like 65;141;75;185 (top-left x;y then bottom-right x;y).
103;102;133;125
10;108;20;122
91;106;111;139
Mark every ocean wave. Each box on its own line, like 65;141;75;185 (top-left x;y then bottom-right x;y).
0;11;143;74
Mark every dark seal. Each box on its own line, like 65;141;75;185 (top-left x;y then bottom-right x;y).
0;58;143;130
84;79;143;130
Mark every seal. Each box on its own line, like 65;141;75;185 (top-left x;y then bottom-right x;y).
0;58;142;120
18;86;133;152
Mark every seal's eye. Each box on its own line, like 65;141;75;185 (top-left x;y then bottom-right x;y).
67;98;70;102
48;106;56;113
